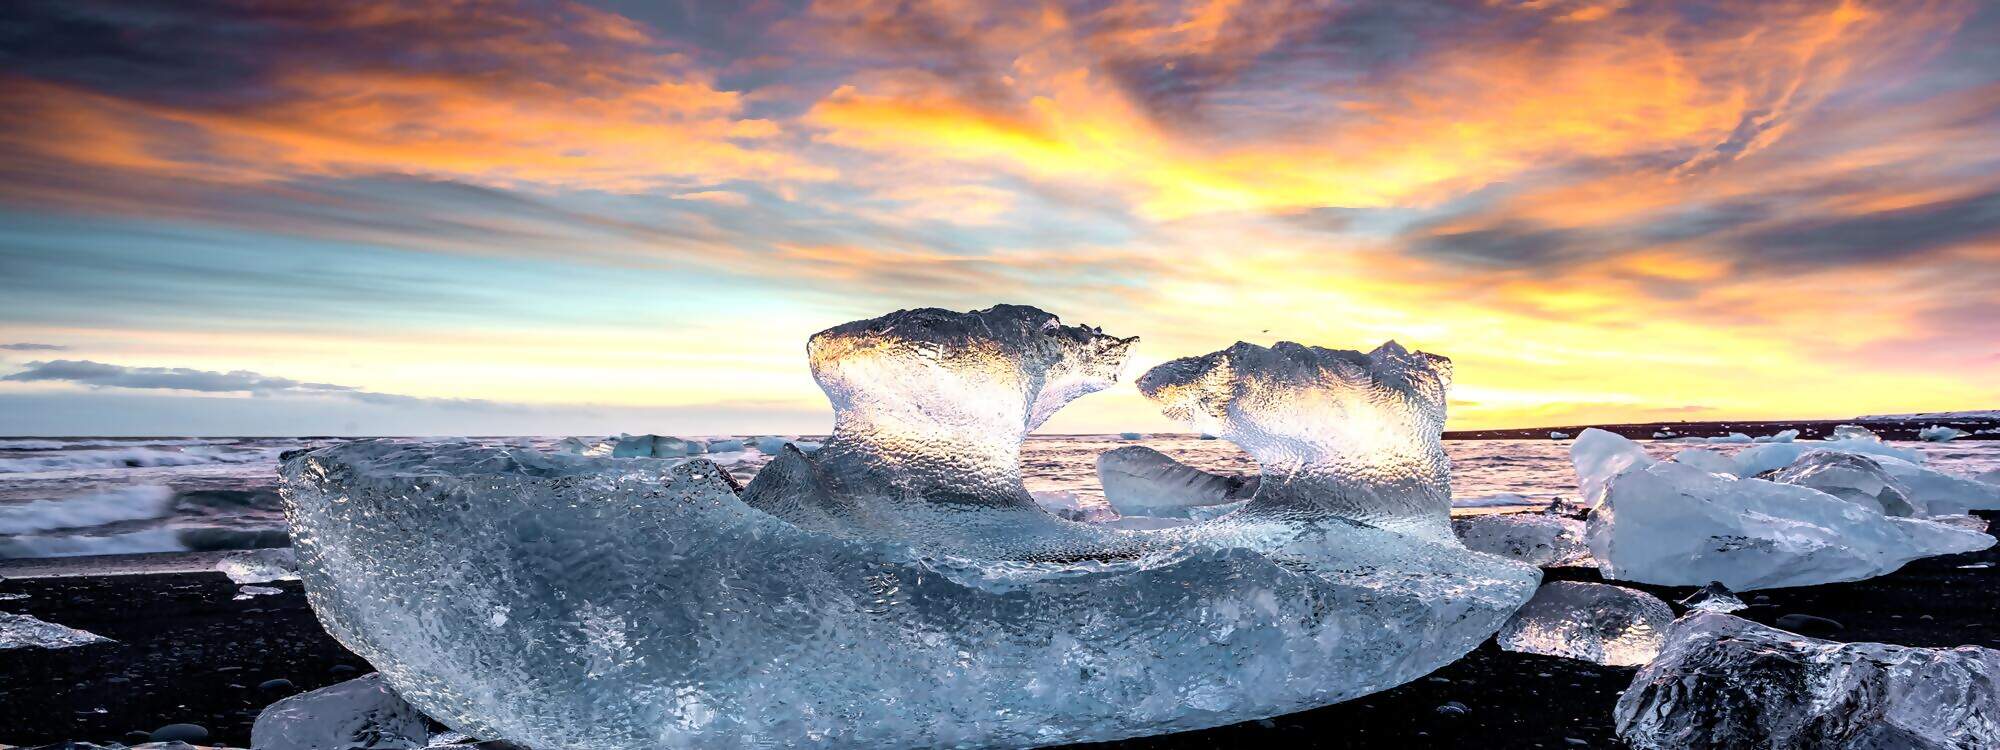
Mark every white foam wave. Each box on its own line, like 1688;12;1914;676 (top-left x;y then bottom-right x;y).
0;527;186;558
0;485;177;534
0;437;240;450
0;446;274;474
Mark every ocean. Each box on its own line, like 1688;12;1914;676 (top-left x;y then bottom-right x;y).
4;434;1998;560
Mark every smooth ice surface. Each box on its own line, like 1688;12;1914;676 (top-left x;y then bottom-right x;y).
1677;582;1747;614
1571;428;1653;509
282;306;1538;750
217;547;299;584
1497;582;1671;666
252;673;430;750
1452;513;1592;568
1669;448;1735;476
1096;445;1256;518
0;610;112;650
1577;430;1993;589
1767;450;1916;516
1617;612;2000;749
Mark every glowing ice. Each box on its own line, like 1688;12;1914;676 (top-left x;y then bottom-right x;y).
1617;612;2000;748
281;307;1538;749
1095;445;1255;518
1496;581;1671;666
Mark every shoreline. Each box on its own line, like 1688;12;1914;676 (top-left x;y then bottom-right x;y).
4;512;1995;749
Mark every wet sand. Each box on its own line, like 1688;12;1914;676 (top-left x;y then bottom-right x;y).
3;512;1996;749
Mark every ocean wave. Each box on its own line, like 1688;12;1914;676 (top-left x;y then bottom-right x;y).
0;485;176;534
0;437;243;450
0;445;277;474
0;527;187;558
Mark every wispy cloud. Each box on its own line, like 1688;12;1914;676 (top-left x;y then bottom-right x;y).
2;359;497;409
0;343;67;351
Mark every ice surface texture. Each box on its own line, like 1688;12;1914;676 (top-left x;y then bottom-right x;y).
0;610;113;650
252;673;430;750
1096;445;1256;518
1496;582;1671;666
1453;513;1592;568
282;306;1538;749
1576;429;1992;590
217;547;300;584
1677;582;1747;614
1617;612;2000;749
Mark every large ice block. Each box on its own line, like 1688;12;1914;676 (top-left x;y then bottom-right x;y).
282;307;1538;749
1617;612;2000;748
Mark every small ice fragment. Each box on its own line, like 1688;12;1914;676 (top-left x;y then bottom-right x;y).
1118;431;1144;440
0;592;26;601
1961;562;1993;569
1095;445;1255;518
1027;490;1113;522
1676;582;1746;614
1830;423;1880;441
1549;431;1571;440
235;585;284;601
1616;612;2000;748
1453;513;1592;567
0;611;113;650
217;548;299;584
1918;425;1969;442
1496;581;1673;666
1752;429;1799;443
1651;430;1674;439
252;673;430;750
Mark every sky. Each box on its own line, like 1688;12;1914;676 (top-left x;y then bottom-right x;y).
0;0;1997;436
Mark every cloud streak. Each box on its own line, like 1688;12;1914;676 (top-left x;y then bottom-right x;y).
3;359;498;410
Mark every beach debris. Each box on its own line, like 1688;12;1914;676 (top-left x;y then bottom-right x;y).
0;611;113;650
1766;450;1916;516
252;673;429;750
1453;513;1593;568
1918;425;1969;442
1574;429;1992;589
1095;445;1256;519
1676;582;1746;614
1616;612;2000;749
216;548;298;584
280;305;1538;749
1497;582;1672;666
147;723;209;744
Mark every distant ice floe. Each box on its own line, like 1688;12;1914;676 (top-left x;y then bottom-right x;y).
218;548;300;584
1617;612;2000;748
1573;428;1992;590
1858;410;2000;420
280;305;1538;749
1667;428;1797;445
1918;425;1970;442
0;611;114;650
1497;581;1672;666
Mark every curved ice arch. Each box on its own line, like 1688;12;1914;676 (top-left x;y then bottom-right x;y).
281;307;1538;750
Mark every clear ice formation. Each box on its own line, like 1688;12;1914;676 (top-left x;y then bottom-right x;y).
281;306;1538;749
1719;433;1999;514
1918;425;1969;442
1617;612;2000;749
252;673;431;750
1495;581;1672;666
1574;429;1993;590
217;547;300;584
1095;445;1257;518
1677;582;1747;614
0;610;113;650
1767;450;1917;516
1452;513;1593;568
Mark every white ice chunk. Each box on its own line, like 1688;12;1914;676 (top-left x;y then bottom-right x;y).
1617;612;2000;749
1731;436;1924;477
235;585;284;600
252;673;430;750
1095;445;1255;518
1766;450;1916;516
1871;457;2000;515
1496;581;1672;666
1549;431;1571;440
1677;582;1746;614
0;611;113;650
1571;428;1654;509
1453;513;1593;567
1583;435;1992;589
1669;448;1735;476
283;307;1537;749
217;548;300;584
1918;425;1969;442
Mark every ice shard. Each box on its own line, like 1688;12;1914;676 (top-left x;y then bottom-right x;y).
1677;582;1746;614
217;547;300;584
281;307;1537;750
1617;612;2000;749
1496;581;1672;666
1095;445;1256;519
0;611;112;650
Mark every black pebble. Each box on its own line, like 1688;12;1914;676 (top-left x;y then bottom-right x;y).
149;722;210;743
259;677;297;693
329;664;360;677
1774;614;1844;635
122;730;152;745
1435;701;1470;718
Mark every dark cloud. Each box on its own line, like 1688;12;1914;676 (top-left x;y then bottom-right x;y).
0;343;66;351
1407;221;1584;270
2;359;496;409
1733;189;2000;272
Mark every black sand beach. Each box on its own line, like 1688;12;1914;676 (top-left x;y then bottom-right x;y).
4;511;1996;749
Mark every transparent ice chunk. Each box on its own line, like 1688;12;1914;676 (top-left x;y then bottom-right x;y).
282;307;1538;749
1453;513;1593;567
252;673;430;750
1496;581;1672;666
1617;612;2000;749
1095;445;1256;519
0;610;113;650
1767;450;1917;516
1677;582;1747;613
217;547;300;584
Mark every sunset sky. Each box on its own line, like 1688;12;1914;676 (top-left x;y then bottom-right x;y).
1;0;1997;436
